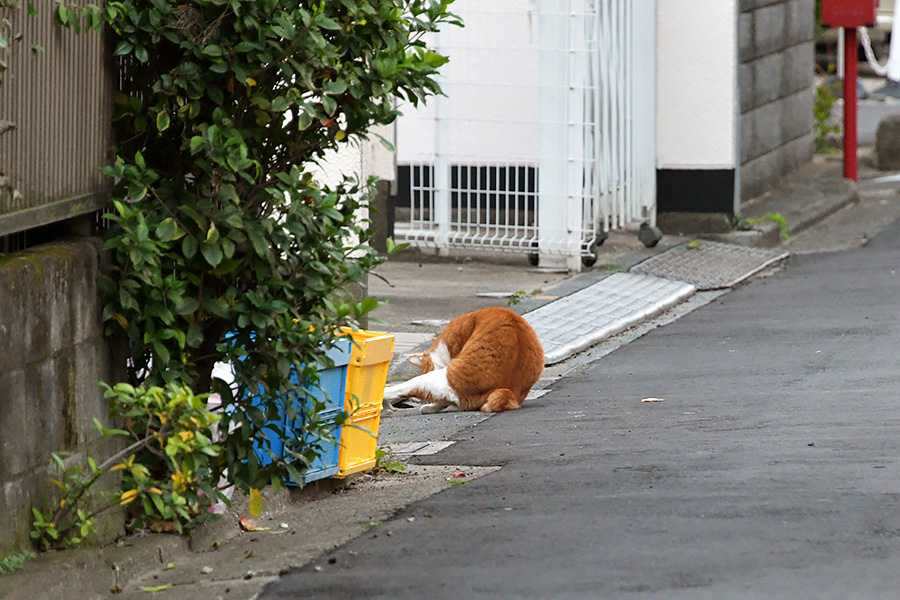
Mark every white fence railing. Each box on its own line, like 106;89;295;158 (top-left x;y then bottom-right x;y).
395;0;656;270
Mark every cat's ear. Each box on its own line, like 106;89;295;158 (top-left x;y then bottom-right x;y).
408;354;423;367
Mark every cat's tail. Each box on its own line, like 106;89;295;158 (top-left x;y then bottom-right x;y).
481;388;521;413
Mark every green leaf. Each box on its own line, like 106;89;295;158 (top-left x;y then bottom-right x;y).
385;237;409;255
296;110;312;130
222;237;235;259
186;321;203;348
248;488;263;517
315;14;342;30
134;45;149;63
203;297;229;318
140;584;172;593
321;95;337;115
247;226;269;258
156;218;181;242
271;96;289;112
201;242;223;267
182;235;198;259
152;340;171;365
189;136;205;154
424;50;450;68
136;221;149;242
213;258;243;275
175;297;200;316
55;3;69;26
358;297;380;315
157;110;170;132
323;80;347;95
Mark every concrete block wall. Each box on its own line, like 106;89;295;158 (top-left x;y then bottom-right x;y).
739;0;816;203
0;239;122;555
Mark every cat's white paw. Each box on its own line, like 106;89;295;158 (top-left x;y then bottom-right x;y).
382;384;403;400
419;403;445;414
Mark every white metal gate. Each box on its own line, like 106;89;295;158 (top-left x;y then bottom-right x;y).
395;0;656;270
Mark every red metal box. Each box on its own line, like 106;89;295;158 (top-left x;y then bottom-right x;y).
821;0;878;28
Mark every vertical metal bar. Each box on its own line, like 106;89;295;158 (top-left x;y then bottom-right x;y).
539;0;570;268
475;161;482;242
432;21;451;252
643;0;657;224
513;161;520;240
564;0;584;271
843;27;858;181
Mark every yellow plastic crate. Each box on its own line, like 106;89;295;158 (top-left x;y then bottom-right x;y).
336;405;383;478
335;328;394;477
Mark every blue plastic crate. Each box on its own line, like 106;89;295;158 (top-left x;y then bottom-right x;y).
245;338;352;485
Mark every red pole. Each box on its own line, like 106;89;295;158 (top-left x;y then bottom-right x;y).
843;26;858;182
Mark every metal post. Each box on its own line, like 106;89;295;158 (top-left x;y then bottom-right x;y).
538;0;572;270
843;26;858;182
433;23;451;254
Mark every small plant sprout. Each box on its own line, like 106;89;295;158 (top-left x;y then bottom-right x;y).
374;446;408;474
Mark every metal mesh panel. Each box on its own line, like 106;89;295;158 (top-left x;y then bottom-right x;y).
394;0;656;267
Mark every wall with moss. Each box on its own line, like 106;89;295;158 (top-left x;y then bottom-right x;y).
0;238;122;554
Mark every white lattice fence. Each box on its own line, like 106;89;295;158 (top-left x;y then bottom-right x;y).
395;0;656;270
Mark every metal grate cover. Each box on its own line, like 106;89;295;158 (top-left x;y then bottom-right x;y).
525;273;695;365
630;241;789;290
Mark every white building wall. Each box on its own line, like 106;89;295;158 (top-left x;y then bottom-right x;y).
396;0;539;166
656;0;738;170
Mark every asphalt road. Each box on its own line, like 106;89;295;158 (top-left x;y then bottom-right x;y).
858;99;900;146
262;218;900;598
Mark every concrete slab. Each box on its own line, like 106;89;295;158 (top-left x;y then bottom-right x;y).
524;273;696;365
631;240;790;290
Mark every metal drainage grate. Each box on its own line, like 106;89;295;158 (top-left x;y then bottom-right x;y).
524;273;696;365
630;241;789;290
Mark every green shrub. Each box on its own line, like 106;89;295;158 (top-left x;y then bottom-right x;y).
31;383;223;549
55;0;459;491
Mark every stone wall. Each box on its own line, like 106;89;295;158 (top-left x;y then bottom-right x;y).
739;0;816;203
0;238;122;554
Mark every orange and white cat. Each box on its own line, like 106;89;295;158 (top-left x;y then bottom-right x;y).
383;307;544;414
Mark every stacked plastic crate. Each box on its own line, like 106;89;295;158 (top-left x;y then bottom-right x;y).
247;329;394;485
336;329;395;478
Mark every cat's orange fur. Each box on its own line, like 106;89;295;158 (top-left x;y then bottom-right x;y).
383;307;544;413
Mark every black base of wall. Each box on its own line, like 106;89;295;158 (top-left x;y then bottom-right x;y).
657;169;736;215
